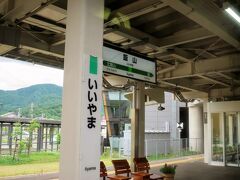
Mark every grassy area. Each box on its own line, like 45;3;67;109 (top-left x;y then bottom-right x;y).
148;150;199;161
0;152;60;177
0;152;60;165
0;150;120;177
0;162;59;177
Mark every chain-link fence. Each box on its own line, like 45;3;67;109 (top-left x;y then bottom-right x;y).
103;137;203;162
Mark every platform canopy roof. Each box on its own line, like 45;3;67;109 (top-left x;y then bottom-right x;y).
0;0;240;101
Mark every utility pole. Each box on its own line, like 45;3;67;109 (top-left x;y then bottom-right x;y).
0;103;3;116
17;108;21;117
30;103;34;118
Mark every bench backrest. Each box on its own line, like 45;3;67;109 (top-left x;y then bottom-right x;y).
133;157;150;173
112;159;131;176
100;161;108;178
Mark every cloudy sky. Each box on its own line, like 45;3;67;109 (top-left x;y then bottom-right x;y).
0;57;63;90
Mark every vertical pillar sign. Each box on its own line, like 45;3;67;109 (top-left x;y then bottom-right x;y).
78;54;102;179
87;55;99;129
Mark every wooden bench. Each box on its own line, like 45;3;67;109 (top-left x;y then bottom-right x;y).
132;172;152;180
133;157;164;180
107;176;131;180
112;159;131;177
100;161;108;180
133;157;150;173
101;161;131;180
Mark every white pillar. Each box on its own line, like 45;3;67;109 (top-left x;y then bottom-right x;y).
189;103;204;153
60;0;104;179
228;116;233;146
131;82;145;164
238;113;240;145
203;100;209;163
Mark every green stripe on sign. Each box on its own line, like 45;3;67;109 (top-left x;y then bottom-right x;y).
103;60;153;77
89;55;98;75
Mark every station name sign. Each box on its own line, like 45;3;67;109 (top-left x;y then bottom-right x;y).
103;46;156;83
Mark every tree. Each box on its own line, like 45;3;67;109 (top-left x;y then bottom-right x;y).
26;120;40;155
56;132;61;151
12;121;22;160
18;140;27;155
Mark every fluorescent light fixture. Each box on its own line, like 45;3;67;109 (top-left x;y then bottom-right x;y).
225;7;240;23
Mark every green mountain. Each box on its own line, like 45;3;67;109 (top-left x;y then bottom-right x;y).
0;84;62;120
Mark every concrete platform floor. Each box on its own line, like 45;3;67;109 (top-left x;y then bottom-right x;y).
151;160;240;180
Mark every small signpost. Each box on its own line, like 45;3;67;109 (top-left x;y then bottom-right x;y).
103;46;156;83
